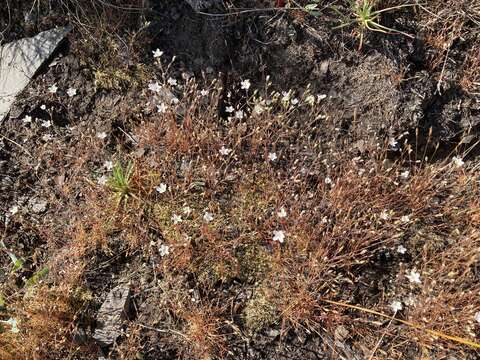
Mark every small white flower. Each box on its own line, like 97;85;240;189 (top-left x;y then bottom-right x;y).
148;82;162;93
240;79;251;90
401;215;411;223
253;103;264;115
225;105;235;113
40;104;47;110
397;245;407;254
291;98;299;105
219;146;232;156
406;269;421;284
272;230;285;243
159;244;170;257
96;132;108;140
203;211;214;222
305;95;315;106
452;156;464;168
104;161;113;170
390;300;403;313
156;183;167;194
325;177;332;185
171;97;179;104
48;84;58;94
379;210;390;220
167;77;178;86
388;137;398;149
317;94;327;102
41;120;51;128
268;152;277;162
235;110;244;120
200;89;209;96
157;103;167;113
171;214;182;224
277;207;287;218
97;175;108;185
0;318;19;333
183;206;192;215
9;205;19;215
42;134;53;141
152;49;164;58
281;91;291;102
474;311;480;324
66;88;77;97
22;115;32;123
400;170;409;179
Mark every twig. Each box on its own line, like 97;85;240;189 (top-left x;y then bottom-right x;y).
321;298;480;349
0;133;33;157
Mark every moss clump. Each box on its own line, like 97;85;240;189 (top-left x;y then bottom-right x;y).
243;288;278;333
94;64;148;91
236;244;272;283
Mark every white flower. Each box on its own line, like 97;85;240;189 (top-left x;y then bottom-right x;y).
48;84;58;94
171;97;179;104
66;88;77;97
235;110;244;120
240;79;251;90
157;103;167;113
474;311;480;324
390;300;403;313
268;152;277;162
200;89;209;96
388;137;398;149
272;230;285;243
148;82;162;93
379;210;390;220
152;48;163;58
0;318;19;333
22;115;32;123
203;211;214;222
156;183;167;194
42;134;53;141
41;120;51;128
167;77;178;86
281;91;291;102
40;104;46;110
96;132;108;140
171;214;182;224
305;95;315;106
9;205;19;215
253;103;264;115
97;175;108;185
401;215;411;223
225;106;235;113
317;94;327;102
291;98;299;105
277;207;287;218
159;244;170;257
219;146;232;156
400;170;409;179
452;156;464;168
406;269;421;284
104;161;113;170
325;177;332;185
397;245;407;254
183;206;192;215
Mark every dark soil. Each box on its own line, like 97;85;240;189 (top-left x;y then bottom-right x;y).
1;0;480;359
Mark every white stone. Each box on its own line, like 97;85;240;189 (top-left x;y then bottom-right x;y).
0;27;71;120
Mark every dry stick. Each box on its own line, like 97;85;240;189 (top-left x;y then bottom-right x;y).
0;133;33;157
320;299;480;349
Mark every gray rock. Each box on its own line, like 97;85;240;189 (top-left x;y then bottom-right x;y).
0;26;71;120
93;285;131;347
